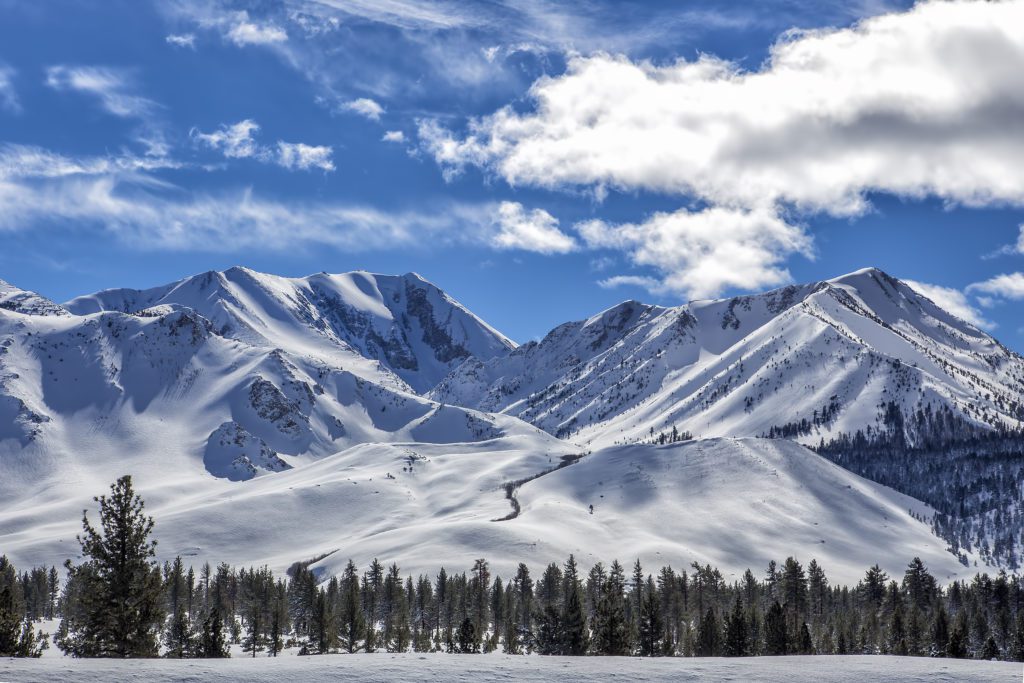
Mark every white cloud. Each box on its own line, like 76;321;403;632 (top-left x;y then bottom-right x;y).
420;0;1024;298
192;120;334;172
0;144;182;180
381;130;406;143
226;15;288;46
577;207;812;299
45;65;157;118
903;279;994;330
423;0;1024;215
192;120;264;159
492;201;576;254
0;172;573;260
276;142;335;172
342;97;384;121
166;33;196;49
985;224;1024;259
967;273;1024;301
0;65;19;113
597;275;660;291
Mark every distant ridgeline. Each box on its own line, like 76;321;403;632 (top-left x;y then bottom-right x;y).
809;401;1024;570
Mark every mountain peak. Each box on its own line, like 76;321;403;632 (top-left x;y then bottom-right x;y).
0;278;69;317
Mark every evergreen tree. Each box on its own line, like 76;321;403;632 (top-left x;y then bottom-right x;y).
592;560;629;655
163;603;193;658
696;607;719;657
724;595;749;657
764;601;788;655
637;577;663;657
198;609;230;658
58;476;165;658
560;556;589;656
457;617;477;653
0;585;46;657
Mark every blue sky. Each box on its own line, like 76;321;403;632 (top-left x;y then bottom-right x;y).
2;0;1024;347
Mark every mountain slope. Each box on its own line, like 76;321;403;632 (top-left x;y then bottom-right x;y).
66;268;515;393
0;288;544;487
431;268;1024;448
0;436;973;585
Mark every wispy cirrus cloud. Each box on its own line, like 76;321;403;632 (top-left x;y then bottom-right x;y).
0;64;20;113
0;141;573;257
44;65;157;119
191;119;334;172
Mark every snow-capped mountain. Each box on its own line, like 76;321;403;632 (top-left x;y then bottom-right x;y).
0;273;542;487
431;267;1024;448
65;268;514;393
0;266;1018;580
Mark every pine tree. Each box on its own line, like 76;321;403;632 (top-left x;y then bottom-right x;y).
58;475;165;658
637;577;663;657
947;611;968;659
0;585;46;657
198;609;230;658
696;607;719;657
931;605;950;657
164;603;193;658
724;595;748;657
457;617;477;653
339;560;364;653
1012;609;1024;662
592;560;629;655
764;601;788;655
560;556;589;656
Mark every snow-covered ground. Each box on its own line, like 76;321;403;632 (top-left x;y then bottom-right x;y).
1;436;973;585
1;653;1019;682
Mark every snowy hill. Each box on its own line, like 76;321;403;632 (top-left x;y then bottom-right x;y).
0;434;975;585
431;268;1024;448
66;268;514;393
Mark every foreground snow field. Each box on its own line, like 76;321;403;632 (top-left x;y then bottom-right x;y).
1;654;1019;682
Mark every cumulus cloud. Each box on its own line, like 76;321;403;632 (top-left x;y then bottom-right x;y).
420;0;1024;297
192;119;264;159
192;120;334;172
903;279;994;330
967;273;1024;301
985;224;1024;259
382;130;406;143
45;65;157;118
166;33;197;49
492;201;576;254
0;65;19;113
342;97;384;121
424;0;1024;213
276;141;335;171
577;207;812;299
226;15;288;46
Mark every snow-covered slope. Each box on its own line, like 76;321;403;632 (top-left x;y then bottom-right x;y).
0;436;973;586
0;286;542;485
0;279;69;317
0;267;1005;582
431;268;1024;447
66;268;514;393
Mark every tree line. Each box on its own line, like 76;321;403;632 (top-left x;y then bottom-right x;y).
2;475;1024;660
